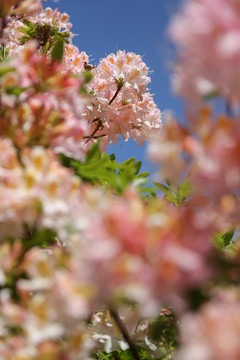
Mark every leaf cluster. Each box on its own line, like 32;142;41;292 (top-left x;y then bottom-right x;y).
94;348;157;360
22;226;57;251
19;19;70;58
59;142;155;196
153;180;192;206
148;311;178;359
214;229;235;249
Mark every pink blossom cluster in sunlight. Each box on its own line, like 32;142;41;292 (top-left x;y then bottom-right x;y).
85;50;162;148
169;0;240;103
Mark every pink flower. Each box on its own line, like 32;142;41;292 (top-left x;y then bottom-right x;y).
64;44;89;73
179;288;240;360
0;138;84;241
189;115;240;199
3;6;74;57
0;44;89;159
169;0;240;103
54;188;215;314
147;111;188;184
10;0;42;16
85;50;162;148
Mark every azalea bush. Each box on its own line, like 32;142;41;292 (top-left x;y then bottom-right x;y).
0;0;240;359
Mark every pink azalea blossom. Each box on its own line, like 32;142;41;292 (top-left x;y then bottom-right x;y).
0;138;84;241
10;0;42;16
85;50;162;148
48;189;214;315
178;288;240;360
169;0;240;103
0;44;89;159
64;44;89;73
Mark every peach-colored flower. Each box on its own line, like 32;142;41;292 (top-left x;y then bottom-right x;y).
179;288;240;360
169;0;240;103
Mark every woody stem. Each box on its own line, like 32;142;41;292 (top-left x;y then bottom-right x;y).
109;308;140;360
109;87;121;105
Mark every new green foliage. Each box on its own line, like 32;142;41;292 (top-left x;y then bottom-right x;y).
153;180;192;206
59;142;155;196
19;19;70;57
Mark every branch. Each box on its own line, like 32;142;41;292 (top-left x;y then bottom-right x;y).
109;77;124;105
85;118;104;143
109;308;140;360
109;87;121;105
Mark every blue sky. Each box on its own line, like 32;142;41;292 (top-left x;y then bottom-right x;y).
45;0;183;172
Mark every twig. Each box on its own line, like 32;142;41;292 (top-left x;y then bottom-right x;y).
84;118;104;143
109;308;140;360
109;87;121;105
109;78;124;105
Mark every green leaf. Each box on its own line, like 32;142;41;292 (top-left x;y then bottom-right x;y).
119;158;135;170
51;39;64;62
133;160;141;175
80;86;88;95
153;182;178;205
18;36;31;44
214;229;235;249
0;64;15;77
136;171;150;179
108;153;116;161
83;70;93;84
5;47;10;57
153;182;169;194
93;348;155;360
86;142;101;161
60;148;154;196
222;229;235;246
59;142;155;196
23;19;31;26
0;45;10;61
43;41;50;55
5;86;26;96
153;180;192;206
23;228;57;251
19;26;33;36
178;180;193;203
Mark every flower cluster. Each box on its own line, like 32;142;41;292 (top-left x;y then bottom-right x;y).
0;138;85;242
169;0;240;104
178;288;240;360
85;50;162;148
0;42;89;159
0;283;94;360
